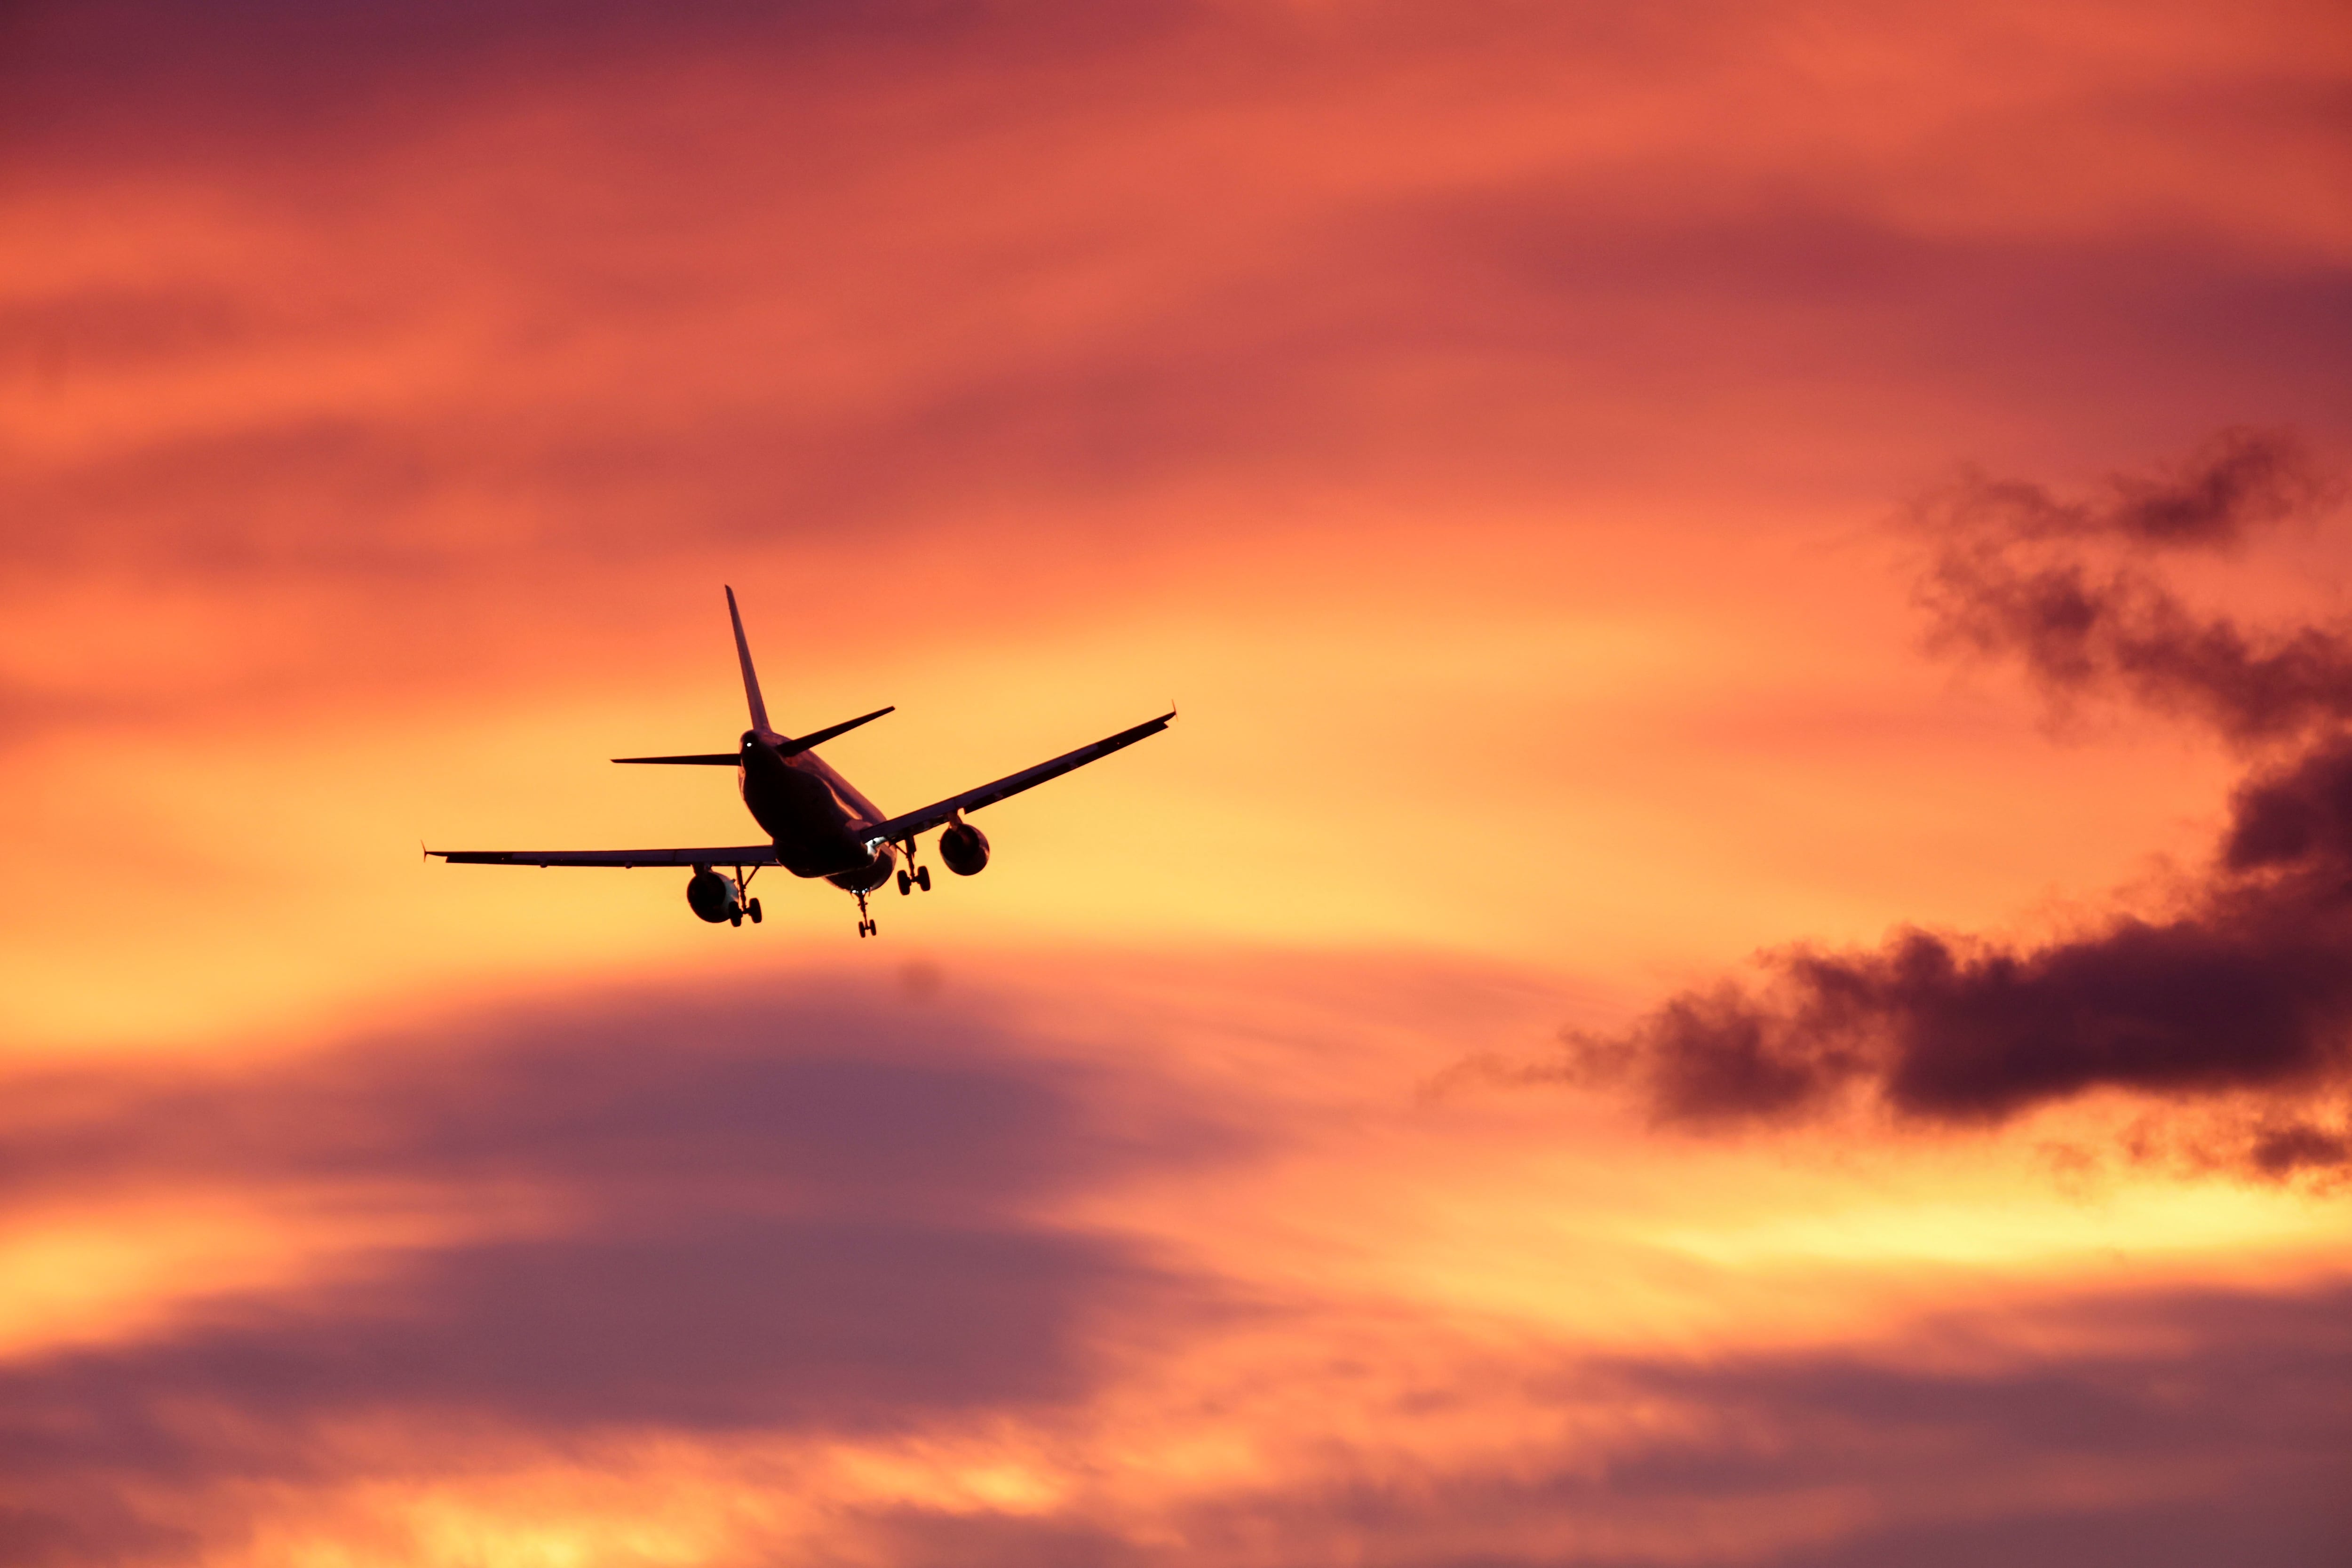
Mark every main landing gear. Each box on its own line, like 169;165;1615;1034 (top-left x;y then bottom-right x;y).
854;885;877;939
896;848;932;897
690;865;763;927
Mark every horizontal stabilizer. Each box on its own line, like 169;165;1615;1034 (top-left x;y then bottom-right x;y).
429;845;780;868
612;753;740;765
779;705;894;756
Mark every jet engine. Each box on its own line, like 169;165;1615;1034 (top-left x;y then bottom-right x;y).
939;820;991;876
687;866;746;923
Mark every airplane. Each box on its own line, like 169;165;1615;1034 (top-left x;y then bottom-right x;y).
428;587;1173;937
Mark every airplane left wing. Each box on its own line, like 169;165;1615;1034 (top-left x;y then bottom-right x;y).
860;710;1173;848
429;846;780;868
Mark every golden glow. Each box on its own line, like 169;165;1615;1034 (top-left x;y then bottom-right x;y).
3;0;2346;1560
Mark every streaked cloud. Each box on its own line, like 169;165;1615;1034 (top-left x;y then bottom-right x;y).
3;961;2345;1564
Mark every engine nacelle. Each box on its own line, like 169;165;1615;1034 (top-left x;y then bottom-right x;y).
685;866;743;923
939;821;990;876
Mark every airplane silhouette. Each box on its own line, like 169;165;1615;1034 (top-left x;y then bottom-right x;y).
429;587;1172;937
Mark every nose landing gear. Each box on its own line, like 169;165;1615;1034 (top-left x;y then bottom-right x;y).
855;885;878;938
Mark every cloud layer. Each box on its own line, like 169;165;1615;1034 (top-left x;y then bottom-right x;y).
0;977;1232;1559
4;966;2348;1565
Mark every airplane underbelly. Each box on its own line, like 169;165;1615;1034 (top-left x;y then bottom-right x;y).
776;838;870;878
826;842;897;894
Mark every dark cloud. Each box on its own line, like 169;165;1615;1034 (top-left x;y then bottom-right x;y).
0;978;1244;1552
1427;201;2352;428
1560;869;2352;1131
856;1282;2352;1568
0;0;1179;162
1671;1289;2352;1568
18;1272;2352;1568
1766;1498;2349;1568
1915;428;2350;744
1919;426;2334;550
0;1498;191;1568
0;1218;1158;1476
0;986;1237;1210
2223;730;2352;871
1515;433;2352;1165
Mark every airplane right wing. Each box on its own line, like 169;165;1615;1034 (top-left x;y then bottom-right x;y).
429;846;780;868
861;710;1174;848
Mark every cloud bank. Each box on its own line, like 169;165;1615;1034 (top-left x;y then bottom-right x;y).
3;967;2347;1566
0;979;1234;1560
1551;430;2352;1170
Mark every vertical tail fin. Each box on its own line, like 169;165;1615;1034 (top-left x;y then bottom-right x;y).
724;585;776;740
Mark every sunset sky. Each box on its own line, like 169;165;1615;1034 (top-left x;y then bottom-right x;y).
5;2;2350;1563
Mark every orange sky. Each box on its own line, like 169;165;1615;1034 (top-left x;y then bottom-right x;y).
4;2;2350;1563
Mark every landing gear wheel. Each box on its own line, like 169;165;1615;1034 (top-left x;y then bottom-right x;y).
858;918;877;938
897;870;912;896
915;866;931;892
747;899;762;924
729;911;743;927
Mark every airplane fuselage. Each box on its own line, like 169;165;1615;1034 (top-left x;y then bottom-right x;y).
737;730;898;891
427;584;1170;939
